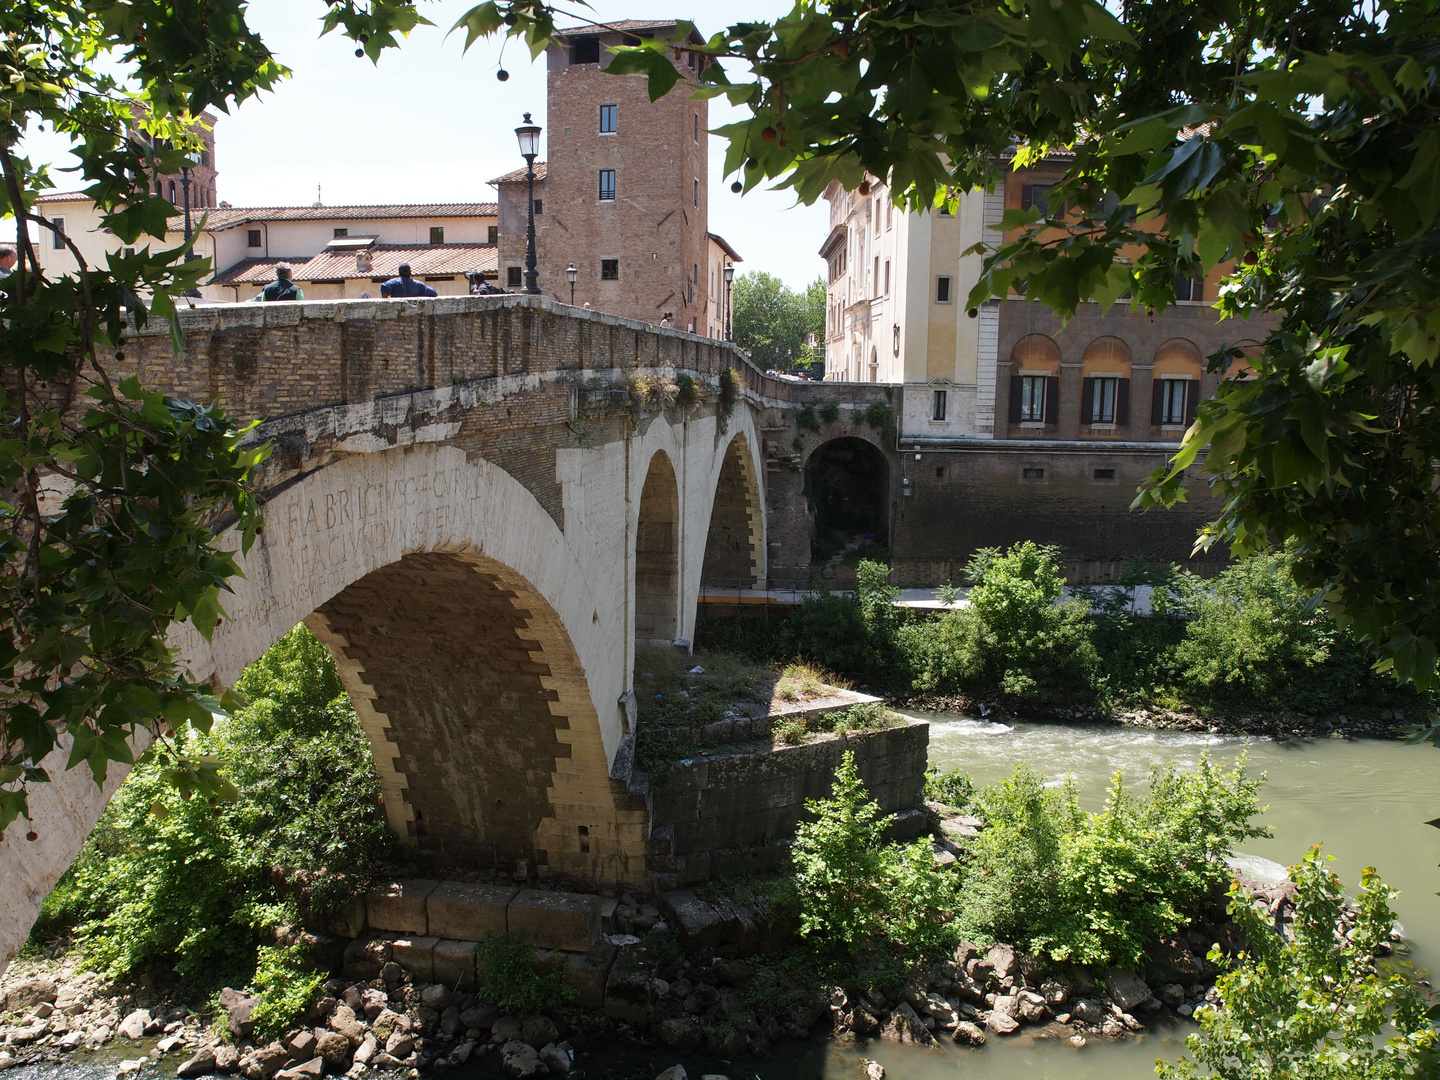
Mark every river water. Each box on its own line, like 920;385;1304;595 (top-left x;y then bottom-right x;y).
18;716;1439;1080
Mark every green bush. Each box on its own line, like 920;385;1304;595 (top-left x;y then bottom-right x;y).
32;625;395;995
248;944;324;1042
924;766;974;809
475;932;574;1013
791;752;959;956
957;756;1269;966
795;404;821;432
1166;542;1408;714
901;542;1098;705
819;401;840;424
1160;849;1437;1080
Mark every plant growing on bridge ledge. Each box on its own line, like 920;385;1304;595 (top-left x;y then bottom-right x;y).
819;401;840;425
634;373;679;412
675;372;700;407
795;404;821;433
718;368;741;429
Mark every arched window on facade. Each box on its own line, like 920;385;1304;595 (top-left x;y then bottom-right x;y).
1151;338;1204;427
1079;336;1132;426
1008;334;1061;426
1222;339;1264;381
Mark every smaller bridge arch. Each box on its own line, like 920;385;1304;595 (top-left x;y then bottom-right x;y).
635;450;681;646
700;432;766;590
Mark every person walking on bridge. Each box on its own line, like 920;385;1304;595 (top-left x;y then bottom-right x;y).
260;262;303;301
381;263;438;299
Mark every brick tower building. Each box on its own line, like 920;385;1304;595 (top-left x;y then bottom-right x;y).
131;108;219;212
494;20;710;329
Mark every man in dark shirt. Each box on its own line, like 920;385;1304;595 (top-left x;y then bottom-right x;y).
260;263;303;301
381;263;438;298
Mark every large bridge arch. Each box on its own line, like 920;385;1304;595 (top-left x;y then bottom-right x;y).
2;443;651;960
634;450;681;646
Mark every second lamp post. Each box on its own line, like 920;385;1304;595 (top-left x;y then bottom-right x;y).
515;113;542;296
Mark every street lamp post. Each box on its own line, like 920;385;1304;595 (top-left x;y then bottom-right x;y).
723;262;735;342
515;113;542;296
179;153;197;261
566;263;578;305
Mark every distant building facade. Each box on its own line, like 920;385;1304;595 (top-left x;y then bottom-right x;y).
816;156;1269;583
493;20;734;334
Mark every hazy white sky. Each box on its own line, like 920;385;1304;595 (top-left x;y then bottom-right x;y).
11;0;829;290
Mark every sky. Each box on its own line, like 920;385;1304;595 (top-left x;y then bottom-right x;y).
10;0;829;290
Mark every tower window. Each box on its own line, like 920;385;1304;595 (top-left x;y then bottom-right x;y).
932;390;947;421
599;170;616;201
572;37;600;64
694;178;699;208
533;200;543;215
694;113;699;142
935;276;952;303
601;258;619;280
599;104;617;134
507;266;522;287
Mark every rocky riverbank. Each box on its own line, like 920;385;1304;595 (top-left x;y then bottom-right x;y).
898;692;1413;741
1;917;1239;1080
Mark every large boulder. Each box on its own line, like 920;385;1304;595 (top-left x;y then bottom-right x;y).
953;1021;987;1046
221;989;260;1038
176;1047;217;1078
520;1014;558;1048
656;1016;703;1050
499;1040;546;1078
987;943;1018;981
117;1010;151;1040
985;1011;1020;1035
4;978;57;1012
1106;970;1154;1013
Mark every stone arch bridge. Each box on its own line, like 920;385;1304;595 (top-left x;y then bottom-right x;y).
0;295;894;963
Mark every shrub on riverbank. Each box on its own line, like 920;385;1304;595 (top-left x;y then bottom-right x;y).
955;756;1270;966
791;752;960;956
1160;848;1437;1080
904;542;1100;705
792;752;1267;970
30;626;395;998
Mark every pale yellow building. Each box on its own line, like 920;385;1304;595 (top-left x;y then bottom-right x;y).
820;179;998;440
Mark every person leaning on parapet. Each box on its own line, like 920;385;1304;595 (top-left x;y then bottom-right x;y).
260;262;303;301
381;263;438;299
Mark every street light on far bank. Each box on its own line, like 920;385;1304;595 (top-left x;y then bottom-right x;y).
723;262;735;342
566;263;578;306
515;113;542;295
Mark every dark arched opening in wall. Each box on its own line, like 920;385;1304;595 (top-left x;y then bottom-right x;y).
635;451;680;644
805;436;890;566
308;551;579;876
700;434;764;590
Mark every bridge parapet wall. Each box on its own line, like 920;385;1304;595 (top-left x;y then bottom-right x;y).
120;294;850;421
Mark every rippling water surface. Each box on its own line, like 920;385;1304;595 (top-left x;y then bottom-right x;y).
18;716;1439;1080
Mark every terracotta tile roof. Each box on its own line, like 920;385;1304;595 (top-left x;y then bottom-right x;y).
35;191;93;203
211;244;498;285
489;163;548;185
166;202;498;232
707;231;743;262
556;19;684;34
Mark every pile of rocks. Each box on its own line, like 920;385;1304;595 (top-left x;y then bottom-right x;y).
828;940;1224;1048
187;970;575;1079
0;961;211;1072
